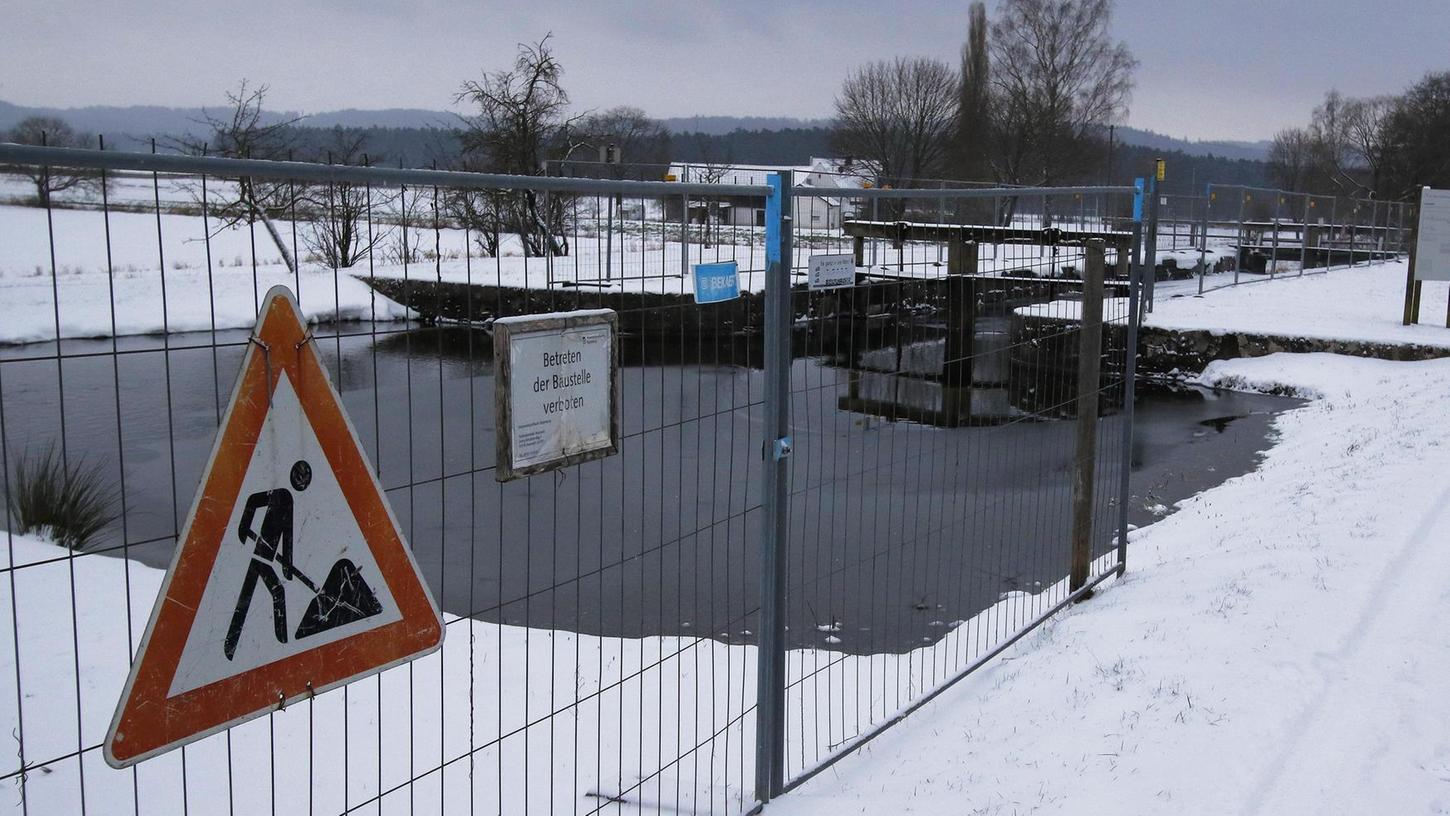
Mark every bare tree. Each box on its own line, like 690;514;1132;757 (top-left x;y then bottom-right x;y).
954;2;992;181
455;34;578;257
1342;95;1395;196
300;128;390;269
678;134;735;247
990;0;1136;185
1267;127;1314;192
6;117;96;206
575;106;671;177
1304;90;1360;194
1381;71;1450;198
172;81;303;273
832;56;959;188
444;188;509;258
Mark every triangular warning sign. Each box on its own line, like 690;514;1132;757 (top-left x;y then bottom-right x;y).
104;286;443;768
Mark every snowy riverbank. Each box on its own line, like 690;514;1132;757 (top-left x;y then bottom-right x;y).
1020;259;1450;353
1148;258;1450;350
769;351;1450;815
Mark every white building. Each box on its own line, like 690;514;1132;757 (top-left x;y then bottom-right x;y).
665;158;877;231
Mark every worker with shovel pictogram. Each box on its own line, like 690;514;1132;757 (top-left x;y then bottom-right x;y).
224;459;383;660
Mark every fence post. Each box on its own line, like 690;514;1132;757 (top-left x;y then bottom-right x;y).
1268;193;1283;278
944;239;978;425
1131;179;1145;313
1071;239;1105;593
1116;225;1140;576
1328;196;1339;271
1143;178;1159;312
1403;192;1420;326
1299;195;1311;275
1350;201;1360;268
1234;191;1246;285
1197;184;1211;294
755;170;793;804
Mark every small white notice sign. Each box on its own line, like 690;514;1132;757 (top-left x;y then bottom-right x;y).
1415;187;1450;281
808;253;857;290
494;309;619;481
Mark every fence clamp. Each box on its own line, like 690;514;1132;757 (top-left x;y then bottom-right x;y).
771;436;793;462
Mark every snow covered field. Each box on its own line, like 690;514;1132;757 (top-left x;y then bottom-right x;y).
1148;258;1450;350
0;201;774;343
1019;258;1450;353
0;528;1116;814
771;351;1450;815
0;197;1121;345
0;205;412;343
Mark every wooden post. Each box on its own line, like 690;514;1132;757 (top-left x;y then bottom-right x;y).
853;235;865;267
1403;211;1419;326
944;239;977;424
1070;240;1105;594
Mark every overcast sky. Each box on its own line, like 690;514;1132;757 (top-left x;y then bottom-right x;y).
4;0;1447;142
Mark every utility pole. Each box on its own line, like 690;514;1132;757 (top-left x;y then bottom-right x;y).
1106;124;1115;184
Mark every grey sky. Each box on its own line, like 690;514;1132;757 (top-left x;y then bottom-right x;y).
4;0;1447;142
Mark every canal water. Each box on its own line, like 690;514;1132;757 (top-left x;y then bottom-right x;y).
0;325;1299;653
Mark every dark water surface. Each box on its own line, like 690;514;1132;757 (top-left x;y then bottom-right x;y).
0;325;1299;653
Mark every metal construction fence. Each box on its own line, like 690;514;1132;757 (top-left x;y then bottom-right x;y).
1144;182;1414;303
0;143;1139;815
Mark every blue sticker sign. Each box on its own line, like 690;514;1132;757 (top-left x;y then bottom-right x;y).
693;261;740;304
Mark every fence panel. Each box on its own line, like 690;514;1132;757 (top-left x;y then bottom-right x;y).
0;145;777;815
775;184;1138;791
1138;184;1415;300
0;144;1144;813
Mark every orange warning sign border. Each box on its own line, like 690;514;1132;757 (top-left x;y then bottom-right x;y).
104;286;443;768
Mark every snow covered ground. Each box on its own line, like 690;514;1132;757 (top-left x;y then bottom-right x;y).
0;202;773;343
1018;258;1450;353
1149;258;1450;349
770;351;1450;815
0;205;411;343
0;199;1117;345
0;529;1116;814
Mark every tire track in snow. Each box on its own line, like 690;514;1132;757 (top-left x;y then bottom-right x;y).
1240;484;1450;815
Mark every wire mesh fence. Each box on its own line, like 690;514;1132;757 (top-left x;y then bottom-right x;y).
0;143;1140;814
777;183;1138;788
1144;183;1413;300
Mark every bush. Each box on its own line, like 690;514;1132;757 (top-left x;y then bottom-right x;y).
6;446;119;551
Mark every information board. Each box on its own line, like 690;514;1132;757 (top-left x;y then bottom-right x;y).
808;253;856;290
693;261;740;303
1416;187;1450;281
494;309;619;481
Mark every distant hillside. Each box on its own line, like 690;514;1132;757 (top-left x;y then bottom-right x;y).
665;118;1273;162
670;127;834;166
669;126;1270;188
1;101;1271;161
1112;144;1268;192
0;100;1268;184
303;108;456;130
1114;125;1271;163
659;116;832;136
0;100;459;148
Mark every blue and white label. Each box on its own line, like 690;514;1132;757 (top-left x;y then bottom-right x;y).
693;261;740;304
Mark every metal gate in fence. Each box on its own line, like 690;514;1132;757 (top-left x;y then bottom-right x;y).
0;143;1139;814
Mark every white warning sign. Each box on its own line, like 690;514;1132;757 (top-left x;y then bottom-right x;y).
808;253;857;290
494;309;620;480
167;371;404;695
105;286;443;768
1415;187;1450;281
